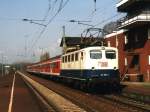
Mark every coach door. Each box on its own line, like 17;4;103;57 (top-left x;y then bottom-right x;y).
80;52;84;69
129;55;140;74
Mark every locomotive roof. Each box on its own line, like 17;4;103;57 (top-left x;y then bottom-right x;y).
60;36;106;47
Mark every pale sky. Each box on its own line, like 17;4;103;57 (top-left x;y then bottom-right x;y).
0;0;123;63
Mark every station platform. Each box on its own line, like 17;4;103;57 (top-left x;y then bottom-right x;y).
121;82;150;95
0;72;44;112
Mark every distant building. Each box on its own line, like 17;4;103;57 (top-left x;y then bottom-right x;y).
105;0;150;82
60;36;106;54
105;29;150;82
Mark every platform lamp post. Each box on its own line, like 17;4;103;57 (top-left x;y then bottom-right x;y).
0;52;4;77
24;34;30;58
3;56;7;76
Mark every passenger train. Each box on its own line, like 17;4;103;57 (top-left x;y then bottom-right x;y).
27;46;120;89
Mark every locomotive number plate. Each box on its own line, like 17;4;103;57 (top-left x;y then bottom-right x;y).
100;74;109;77
99;62;108;67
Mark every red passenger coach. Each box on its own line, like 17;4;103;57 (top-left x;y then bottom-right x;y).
40;59;51;73
27;55;61;76
49;55;61;76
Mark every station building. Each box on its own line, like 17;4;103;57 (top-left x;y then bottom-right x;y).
105;0;150;82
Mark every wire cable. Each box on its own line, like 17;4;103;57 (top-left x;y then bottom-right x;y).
29;0;70;54
93;13;120;27
0;17;22;21
28;0;59;54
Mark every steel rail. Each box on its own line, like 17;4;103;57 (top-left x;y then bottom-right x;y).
18;71;87;112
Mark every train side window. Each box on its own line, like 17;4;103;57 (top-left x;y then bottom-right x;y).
106;50;116;59
65;56;67;62
75;53;78;61
50;63;53;68
68;55;70;62
81;52;83;60
51;62;57;68
56;62;58;68
71;54;74;61
62;57;64;63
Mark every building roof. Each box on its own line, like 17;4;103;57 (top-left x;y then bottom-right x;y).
105;30;127;38
117;0;150;12
60;36;106;47
60;37;81;47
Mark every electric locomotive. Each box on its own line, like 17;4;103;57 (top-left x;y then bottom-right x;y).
60;46;120;87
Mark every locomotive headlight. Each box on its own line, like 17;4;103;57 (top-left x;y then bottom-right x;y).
102;46;105;50
92;67;95;70
114;67;117;70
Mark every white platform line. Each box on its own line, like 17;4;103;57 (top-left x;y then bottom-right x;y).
8;72;16;112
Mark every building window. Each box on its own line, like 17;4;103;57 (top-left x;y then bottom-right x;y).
125;58;127;66
108;41;111;47
148;55;150;65
148;29;150;39
125;35;128;44
135;34;139;42
116;37;118;48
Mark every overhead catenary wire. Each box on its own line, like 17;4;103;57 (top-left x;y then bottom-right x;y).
0;17;22;21
29;0;121;59
74;13;123;37
29;0;53;48
93;13;120;28
30;0;115;51
28;0;60;55
68;0;118;36
42;0;52;21
58;0;64;12
29;0;70;55
94;0;96;11
86;0;115;21
46;0;70;26
86;1;124;29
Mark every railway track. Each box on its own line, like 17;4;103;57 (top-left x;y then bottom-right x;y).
23;78;56;112
122;90;150;104
99;94;150;112
20;71;150;112
18;71;87;112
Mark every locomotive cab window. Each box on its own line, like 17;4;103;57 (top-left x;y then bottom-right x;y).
105;50;116;59
90;50;102;59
